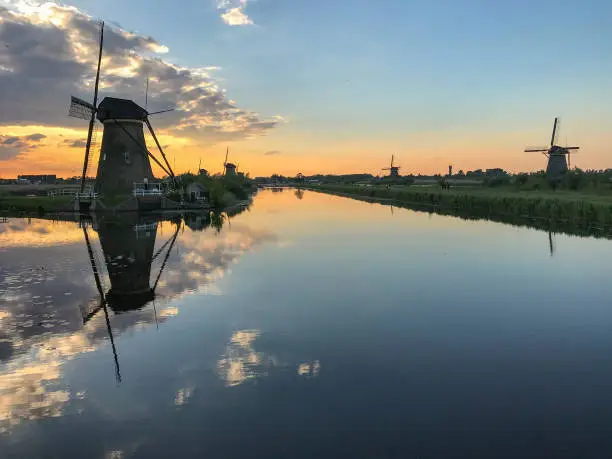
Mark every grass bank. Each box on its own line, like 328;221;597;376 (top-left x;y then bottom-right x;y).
305;184;612;238
0;195;74;214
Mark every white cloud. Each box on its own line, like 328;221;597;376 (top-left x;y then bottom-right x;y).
217;0;253;26
220;7;253;26
0;1;279;145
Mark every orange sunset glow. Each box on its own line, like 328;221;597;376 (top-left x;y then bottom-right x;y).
1;1;610;179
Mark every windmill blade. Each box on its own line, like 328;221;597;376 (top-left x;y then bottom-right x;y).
69;96;95;120
550;117;560;147
524;147;549;152
145;74;149;110
82;225;106;321
144;118;176;184
152;221;180;291
224;147;229;167
102;304;122;383
80;117;97;193
148;108;175;116
115;120;172;177
390;154;394;168
79;21;104;194
92;21;104;109
565;146;580;150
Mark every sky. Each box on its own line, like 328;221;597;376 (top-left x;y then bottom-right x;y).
0;0;610;178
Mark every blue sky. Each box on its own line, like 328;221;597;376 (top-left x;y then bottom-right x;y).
72;0;611;129
2;0;611;174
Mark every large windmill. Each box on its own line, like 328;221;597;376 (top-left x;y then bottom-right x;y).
382;155;400;178
68;21;177;199
524;117;580;178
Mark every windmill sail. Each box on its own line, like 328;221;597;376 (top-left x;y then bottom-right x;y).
69;96;95;120
79;21;104;194
145;118;176;183
550;117;560;147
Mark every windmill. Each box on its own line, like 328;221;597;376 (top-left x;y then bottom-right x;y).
382;154;400;178
223;147;237;176
68;21;177;200
524;117;580;178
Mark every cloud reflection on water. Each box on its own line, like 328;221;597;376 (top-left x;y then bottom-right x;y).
0;212;278;433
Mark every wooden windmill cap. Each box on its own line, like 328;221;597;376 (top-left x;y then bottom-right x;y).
97;97;148;122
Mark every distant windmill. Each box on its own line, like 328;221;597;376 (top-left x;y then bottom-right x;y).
68;20;177;199
223;147;237;176
524;117;580;178
382;154;400;178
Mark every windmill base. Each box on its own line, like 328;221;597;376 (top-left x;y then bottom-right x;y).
546;154;568;178
75;195;209;213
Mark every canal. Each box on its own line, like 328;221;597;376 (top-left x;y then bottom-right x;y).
1;189;612;458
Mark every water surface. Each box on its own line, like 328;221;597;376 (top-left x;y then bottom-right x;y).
1;189;612;458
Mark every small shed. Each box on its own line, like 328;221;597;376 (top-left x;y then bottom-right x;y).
186;182;209;202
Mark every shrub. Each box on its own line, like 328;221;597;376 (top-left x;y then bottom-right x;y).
486;177;510;187
565;172;585;191
515;174;529;186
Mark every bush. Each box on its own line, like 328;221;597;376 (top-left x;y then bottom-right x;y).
486;177;510;187
515;174;529;186
565;172;585;191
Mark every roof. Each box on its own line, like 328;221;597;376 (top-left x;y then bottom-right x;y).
97;97;148;122
225;163;237;169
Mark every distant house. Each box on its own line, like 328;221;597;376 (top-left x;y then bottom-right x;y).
186;182;209;203
485;168;508;177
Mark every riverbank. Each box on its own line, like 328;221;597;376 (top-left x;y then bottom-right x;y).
0;195;75;214
305;184;612;238
0;173;256;215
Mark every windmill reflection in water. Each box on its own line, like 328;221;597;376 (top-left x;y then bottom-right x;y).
80;215;181;382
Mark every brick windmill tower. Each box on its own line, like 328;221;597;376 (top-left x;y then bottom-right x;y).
68;21;177;201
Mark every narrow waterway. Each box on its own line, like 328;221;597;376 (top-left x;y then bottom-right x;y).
1;189;612;458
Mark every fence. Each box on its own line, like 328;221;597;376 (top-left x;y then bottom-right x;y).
133;182;162;197
48;188;96;199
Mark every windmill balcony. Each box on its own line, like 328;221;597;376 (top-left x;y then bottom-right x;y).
133;182;162;197
75;191;98;200
48;188;96;199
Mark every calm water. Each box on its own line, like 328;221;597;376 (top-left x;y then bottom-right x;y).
1;189;612;458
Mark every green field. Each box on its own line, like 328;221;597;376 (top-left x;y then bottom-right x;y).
305;183;612;231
